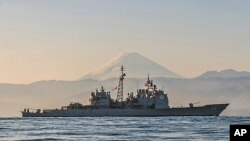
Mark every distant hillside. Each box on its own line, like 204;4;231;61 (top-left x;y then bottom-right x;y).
197;69;250;79
81;52;183;80
1;77;250;117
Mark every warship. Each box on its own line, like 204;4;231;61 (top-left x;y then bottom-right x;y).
22;66;229;117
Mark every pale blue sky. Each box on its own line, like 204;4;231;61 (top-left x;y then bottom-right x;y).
0;0;250;83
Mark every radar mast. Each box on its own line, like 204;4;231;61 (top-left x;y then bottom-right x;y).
116;66;126;102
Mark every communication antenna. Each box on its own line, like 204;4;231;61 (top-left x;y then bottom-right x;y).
116;65;126;102
136;80;139;90
98;81;103;88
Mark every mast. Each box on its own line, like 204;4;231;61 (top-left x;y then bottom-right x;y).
145;74;152;89
147;74;150;89
116;65;126;102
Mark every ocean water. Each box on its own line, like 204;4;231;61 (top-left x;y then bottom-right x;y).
0;116;249;141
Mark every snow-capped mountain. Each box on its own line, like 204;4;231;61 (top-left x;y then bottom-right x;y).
197;69;250;79
81;52;183;80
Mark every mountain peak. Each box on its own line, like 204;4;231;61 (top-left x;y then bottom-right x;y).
81;52;183;80
117;52;139;57
197;69;250;78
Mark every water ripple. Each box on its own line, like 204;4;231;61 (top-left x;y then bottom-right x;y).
0;116;249;141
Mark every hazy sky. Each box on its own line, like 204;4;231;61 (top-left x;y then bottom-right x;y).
0;0;250;83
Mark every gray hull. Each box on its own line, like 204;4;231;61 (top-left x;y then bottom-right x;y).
22;104;229;117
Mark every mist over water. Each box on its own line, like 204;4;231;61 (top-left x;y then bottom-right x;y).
0;116;249;141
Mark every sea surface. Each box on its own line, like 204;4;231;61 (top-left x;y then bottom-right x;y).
0;116;249;141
